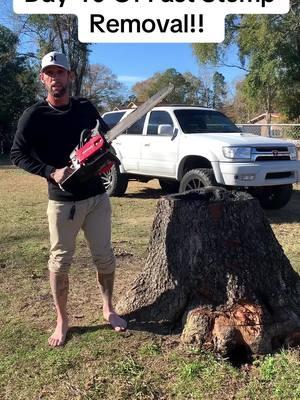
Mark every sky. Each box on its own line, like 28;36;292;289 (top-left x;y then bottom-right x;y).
0;0;246;96
89;43;245;94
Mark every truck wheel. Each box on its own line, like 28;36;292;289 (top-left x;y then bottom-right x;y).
159;178;180;194
179;168;217;192
254;184;293;210
101;165;128;197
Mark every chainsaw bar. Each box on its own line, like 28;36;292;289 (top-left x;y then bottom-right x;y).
106;83;174;143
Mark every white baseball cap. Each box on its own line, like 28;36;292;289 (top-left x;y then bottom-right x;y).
41;51;70;72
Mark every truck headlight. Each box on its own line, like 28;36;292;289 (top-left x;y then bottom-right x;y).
288;146;297;160
223;147;252;160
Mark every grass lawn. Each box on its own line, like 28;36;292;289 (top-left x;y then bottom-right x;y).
0;168;299;400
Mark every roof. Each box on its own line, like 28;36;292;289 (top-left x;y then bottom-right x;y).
248;113;281;124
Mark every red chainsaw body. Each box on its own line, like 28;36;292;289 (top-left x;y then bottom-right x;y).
75;134;105;164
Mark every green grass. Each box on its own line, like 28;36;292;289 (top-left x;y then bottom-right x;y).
139;342;161;356
0;169;300;400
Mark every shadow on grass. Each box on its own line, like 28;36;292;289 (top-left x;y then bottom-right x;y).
65;324;112;344
67;321;175;341
124;188;164;199
68;324;109;335
265;189;300;224
126;320;178;335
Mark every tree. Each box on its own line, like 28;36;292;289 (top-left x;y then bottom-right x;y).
192;1;300;119
132;69;228;107
212;72;227;109
117;188;300;358
0;25;37;153
132;68;207;104
147;68;190;103
81;64;125;112
182;72;205;104
232;79;264;123
132;76;158;102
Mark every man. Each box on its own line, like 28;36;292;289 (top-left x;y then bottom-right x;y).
11;51;127;347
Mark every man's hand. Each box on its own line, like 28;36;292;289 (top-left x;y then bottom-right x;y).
50;167;73;184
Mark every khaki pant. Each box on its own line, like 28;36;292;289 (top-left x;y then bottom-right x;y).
47;193;115;274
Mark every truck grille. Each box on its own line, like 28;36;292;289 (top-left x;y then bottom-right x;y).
255;147;288;152
252;147;291;161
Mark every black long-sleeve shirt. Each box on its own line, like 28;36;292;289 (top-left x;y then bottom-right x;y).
11;97;108;201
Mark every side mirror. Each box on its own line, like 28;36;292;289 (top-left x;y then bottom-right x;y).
158;124;174;136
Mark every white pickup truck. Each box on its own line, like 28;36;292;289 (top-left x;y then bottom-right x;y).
102;105;299;209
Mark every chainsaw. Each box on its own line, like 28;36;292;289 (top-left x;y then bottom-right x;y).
60;83;174;191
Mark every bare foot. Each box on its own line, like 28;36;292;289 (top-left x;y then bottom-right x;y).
48;320;68;347
104;310;127;332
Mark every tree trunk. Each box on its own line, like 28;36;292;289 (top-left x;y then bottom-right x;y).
116;188;300;357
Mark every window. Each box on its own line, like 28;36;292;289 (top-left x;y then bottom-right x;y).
174;110;240;134
102;112;126;129
147;111;174;135
126;115;146;135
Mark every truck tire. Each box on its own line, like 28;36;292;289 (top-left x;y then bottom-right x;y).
254;184;293;210
101;165;128;197
179;168;217;192
159;178;180;194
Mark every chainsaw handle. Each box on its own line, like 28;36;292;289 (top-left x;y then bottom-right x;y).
79;129;92;147
79;120;101;147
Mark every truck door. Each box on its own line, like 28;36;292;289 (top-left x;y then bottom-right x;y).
139;110;178;177
113;115;146;173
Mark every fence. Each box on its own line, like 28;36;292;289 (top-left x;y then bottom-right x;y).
236;124;300;139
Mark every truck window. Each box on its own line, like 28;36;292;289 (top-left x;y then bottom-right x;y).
147;111;174;135
174;110;240;134
102;111;126;129
126;115;146;135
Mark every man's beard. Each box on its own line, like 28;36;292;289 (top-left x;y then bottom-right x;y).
51;85;67;98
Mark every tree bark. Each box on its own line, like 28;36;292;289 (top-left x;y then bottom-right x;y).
116;188;300;357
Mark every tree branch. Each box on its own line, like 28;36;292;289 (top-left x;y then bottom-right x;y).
217;62;249;72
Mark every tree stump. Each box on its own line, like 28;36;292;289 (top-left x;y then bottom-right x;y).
116;188;300;357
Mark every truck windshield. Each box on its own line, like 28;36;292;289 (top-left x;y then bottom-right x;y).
174;109;240;134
